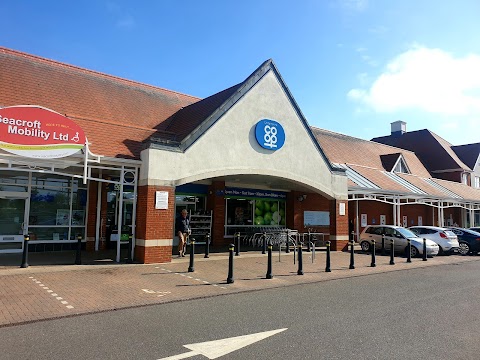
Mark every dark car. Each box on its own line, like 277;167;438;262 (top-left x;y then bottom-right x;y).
446;227;480;255
470;227;480;233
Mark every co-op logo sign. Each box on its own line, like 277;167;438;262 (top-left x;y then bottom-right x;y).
0;105;86;159
254;119;285;151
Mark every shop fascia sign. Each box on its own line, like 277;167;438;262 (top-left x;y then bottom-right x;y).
0;105;86;159
255;119;285;151
224;187;287;200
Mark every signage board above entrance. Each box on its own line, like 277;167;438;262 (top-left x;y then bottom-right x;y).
0;105;86;159
255;119;285;151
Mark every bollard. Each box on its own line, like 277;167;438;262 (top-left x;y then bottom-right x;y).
126;234;133;264
406;238;412;263
204;233;210;258
325;241;331;272
262;232;267;254
349;241;355;269
297;241;304;275
351;230;355;243
381;234;386;256
286;238;290;253
75;234;82;265
188;238;195;272
266;242;273;279
235;232;240;256
227;244;234;284
423;238;427;261
371;239;376;267
389;239;395;265
20;234;29;268
306;231;311;252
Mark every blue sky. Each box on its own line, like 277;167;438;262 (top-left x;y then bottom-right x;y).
2;0;480;145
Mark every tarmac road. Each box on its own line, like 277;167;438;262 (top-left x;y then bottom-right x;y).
2;259;480;359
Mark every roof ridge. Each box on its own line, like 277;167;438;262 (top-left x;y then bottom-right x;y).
0;46;200;101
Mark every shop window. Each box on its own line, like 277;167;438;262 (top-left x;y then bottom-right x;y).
30;187;71;226
0;171;28;192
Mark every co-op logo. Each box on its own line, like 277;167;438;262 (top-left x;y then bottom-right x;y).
254;119;285;151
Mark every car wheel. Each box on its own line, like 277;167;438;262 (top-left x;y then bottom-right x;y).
409;246;419;258
360;241;371;253
458;242;470;256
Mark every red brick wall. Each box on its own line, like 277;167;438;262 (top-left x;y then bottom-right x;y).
207;181;226;247
135;185;175;263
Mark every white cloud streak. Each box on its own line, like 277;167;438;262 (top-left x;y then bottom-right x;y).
348;45;480;116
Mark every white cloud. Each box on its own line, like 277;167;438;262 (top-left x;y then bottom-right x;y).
339;0;369;12
348;45;480;116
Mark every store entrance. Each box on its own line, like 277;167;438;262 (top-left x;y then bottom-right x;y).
105;187;134;249
0;191;28;253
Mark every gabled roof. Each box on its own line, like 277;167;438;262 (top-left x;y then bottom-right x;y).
313;127;480;200
372;129;470;173
452;143;480;169
380;153;402;172
0;47;199;159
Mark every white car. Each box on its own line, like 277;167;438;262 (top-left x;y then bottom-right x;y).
408;226;459;255
360;225;439;257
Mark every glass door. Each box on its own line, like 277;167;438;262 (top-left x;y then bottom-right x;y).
0;192;28;253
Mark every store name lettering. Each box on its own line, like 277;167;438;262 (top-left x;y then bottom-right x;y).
225;188;286;199
2;117;80;142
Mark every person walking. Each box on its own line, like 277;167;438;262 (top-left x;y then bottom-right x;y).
175;209;191;257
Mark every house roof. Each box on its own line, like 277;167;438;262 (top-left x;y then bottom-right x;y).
452;143;480;169
313;127;480;201
372;129;470;173
0;47;199;159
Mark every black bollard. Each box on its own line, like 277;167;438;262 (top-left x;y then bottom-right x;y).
235;232;240;256
75;235;82;265
204;233;210;258
286;238;290;253
227;243;234;284
306;231;311;252
297;241;304;275
325;241;331;272
349;241;355;269
262;232;267;254
266;242;273;279
371;239;376;267
423;238;427;261
406;238;412;263
381;234;386;256
188;238;195;272
20;234;29;268
389;239;395;265
126;234;133;264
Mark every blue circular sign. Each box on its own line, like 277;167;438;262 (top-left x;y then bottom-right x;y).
255;119;285;151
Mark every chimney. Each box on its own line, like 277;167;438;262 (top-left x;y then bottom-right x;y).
391;120;406;137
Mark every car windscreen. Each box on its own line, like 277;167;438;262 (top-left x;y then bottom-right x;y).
397;228;418;238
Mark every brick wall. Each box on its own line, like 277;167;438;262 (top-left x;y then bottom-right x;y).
207;181;226;247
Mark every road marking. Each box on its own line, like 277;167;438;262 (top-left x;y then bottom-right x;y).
157;328;288;359
29;277;73;310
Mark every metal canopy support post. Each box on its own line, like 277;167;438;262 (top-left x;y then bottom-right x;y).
355;200;359;242
95;172;102;251
116;166;125;263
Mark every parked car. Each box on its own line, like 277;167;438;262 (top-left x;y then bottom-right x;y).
408;226;459;255
360;225;439;257
446;227;480;255
470;227;480;233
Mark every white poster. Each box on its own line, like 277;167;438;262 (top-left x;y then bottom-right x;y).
402;215;408;228
380;215;386;225
339;202;346;216
155;191;169;209
361;214;367;227
304;211;330;226
418;216;423;226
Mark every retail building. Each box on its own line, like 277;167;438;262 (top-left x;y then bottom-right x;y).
0;47;349;263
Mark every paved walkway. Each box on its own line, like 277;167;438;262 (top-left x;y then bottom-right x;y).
1;248;479;328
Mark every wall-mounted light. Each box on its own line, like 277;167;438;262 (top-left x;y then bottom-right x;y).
297;194;307;202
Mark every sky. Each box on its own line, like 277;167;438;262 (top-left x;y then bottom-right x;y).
1;0;480;146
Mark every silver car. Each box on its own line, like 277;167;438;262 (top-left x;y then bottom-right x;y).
360;225;439;257
408;226;459;255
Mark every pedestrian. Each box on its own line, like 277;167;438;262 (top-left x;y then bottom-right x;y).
175;209;191;257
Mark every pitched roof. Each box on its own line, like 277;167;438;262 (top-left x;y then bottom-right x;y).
452;143;480;169
379;153;402;172
372;129;470;173
0;47;199;159
431;178;480;201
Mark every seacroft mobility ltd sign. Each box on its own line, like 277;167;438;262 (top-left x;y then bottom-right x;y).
0;105;86;159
